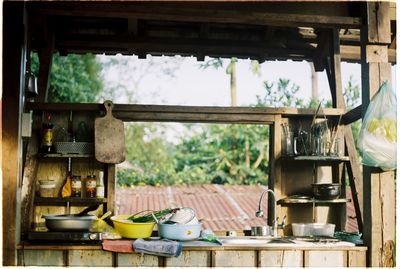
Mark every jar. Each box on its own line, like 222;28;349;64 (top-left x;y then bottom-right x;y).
39;180;56;198
71;175;82;197
86;175;96;198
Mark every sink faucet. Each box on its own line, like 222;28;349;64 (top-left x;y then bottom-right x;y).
256;189;278;237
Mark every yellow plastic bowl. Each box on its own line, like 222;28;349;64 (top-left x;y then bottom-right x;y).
111;215;155;239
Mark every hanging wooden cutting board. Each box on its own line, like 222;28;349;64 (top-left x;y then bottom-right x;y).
95;100;125;163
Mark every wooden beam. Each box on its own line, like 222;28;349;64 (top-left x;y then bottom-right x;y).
366;2;391;44
361;2;394;267
326;29;346;109
37;16;55;103
20;119;40;238
344;127;363;232
269;115;282;229
325;28;363;233
312;30;329;72
2;2;25;265
26;102;346;117
342;105;362;125
27;4;362;29
55;35;315;60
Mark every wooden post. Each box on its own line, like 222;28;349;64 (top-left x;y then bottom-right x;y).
37;16;55;103
2;2;26;265
326;28;364;233
360;2;395;267
269;115;282;227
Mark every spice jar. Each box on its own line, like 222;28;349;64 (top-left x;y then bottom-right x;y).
39;180;56;198
86;175;96;198
71;175;82;197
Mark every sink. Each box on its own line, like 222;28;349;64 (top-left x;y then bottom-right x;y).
219;236;297;247
219;236;355;248
220;238;271;245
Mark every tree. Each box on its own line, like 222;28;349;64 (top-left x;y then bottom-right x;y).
97;55;183;103
31;53;103;103
256;78;306;108
200;57;261;106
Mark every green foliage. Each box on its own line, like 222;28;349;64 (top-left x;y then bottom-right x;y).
343;76;361;109
31;53;103;103
175;124;269;185
256;78;305;108
118;123;269;186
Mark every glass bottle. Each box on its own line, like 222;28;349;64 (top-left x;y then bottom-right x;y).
86;175;97;198
71;175;82;197
40;113;55;153
96;171;105;198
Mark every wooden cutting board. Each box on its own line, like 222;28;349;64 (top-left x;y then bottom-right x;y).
95;100;125;163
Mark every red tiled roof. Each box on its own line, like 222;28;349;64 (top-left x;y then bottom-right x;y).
116;184;358;233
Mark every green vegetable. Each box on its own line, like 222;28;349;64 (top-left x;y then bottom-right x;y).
127;208;176;223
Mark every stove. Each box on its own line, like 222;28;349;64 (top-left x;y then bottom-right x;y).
27;231;102;243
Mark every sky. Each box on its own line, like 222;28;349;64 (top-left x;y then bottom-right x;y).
98;55;396;108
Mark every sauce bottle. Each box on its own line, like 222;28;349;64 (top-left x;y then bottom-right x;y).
40;113;55;153
71;175;82;197
86;175;96;198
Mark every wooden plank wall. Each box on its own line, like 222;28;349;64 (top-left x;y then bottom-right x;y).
2;2;26;266
19;248;368;267
360;2;395;267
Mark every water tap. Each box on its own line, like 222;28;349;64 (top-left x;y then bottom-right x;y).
256;189;278;237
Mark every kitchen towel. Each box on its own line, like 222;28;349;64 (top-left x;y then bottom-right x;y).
102;240;133;253
133;238;182;257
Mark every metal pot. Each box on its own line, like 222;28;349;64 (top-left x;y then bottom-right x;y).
312;183;341;200
43;214;97;231
292;223;335;237
158;222;202;241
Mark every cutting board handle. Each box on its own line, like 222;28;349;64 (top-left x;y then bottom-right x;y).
104;100;114;117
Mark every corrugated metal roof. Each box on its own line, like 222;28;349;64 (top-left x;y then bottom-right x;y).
116;184;358;232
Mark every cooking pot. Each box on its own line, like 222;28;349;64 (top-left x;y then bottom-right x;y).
312;183;341;200
292;223;335;237
158;222;202;241
43;214;97;231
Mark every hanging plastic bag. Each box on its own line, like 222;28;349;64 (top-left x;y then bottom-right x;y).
357;81;397;171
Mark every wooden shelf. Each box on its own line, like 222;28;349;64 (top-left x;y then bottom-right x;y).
34;197;107;206
37;153;94;158
278;198;349;206
283;156;350;162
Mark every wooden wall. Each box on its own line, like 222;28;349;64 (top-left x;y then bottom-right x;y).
18;248;367;267
361;2;395;267
2;2;26;266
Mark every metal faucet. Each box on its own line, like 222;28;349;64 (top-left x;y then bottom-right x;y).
256;189;278;237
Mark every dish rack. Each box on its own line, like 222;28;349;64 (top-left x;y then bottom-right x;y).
54;142;94;155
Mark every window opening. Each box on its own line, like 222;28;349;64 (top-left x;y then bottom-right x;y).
116;122;271;233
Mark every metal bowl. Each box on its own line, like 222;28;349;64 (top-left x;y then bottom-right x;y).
43;214;97;231
312;183;341;200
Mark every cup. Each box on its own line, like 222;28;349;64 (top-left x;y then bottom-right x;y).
330;138;344;156
284;131;294;156
251;226;269;236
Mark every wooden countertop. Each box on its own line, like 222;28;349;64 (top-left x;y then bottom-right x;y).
18;239;367;251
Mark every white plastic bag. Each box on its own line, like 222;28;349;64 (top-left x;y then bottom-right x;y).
357;81;397;171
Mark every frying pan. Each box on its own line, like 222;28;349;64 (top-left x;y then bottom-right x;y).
43;205;99;231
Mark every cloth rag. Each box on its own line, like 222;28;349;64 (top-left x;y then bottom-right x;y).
133;238;182;257
102;240;134;253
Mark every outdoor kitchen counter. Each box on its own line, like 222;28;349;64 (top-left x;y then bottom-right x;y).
18;239;367;267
